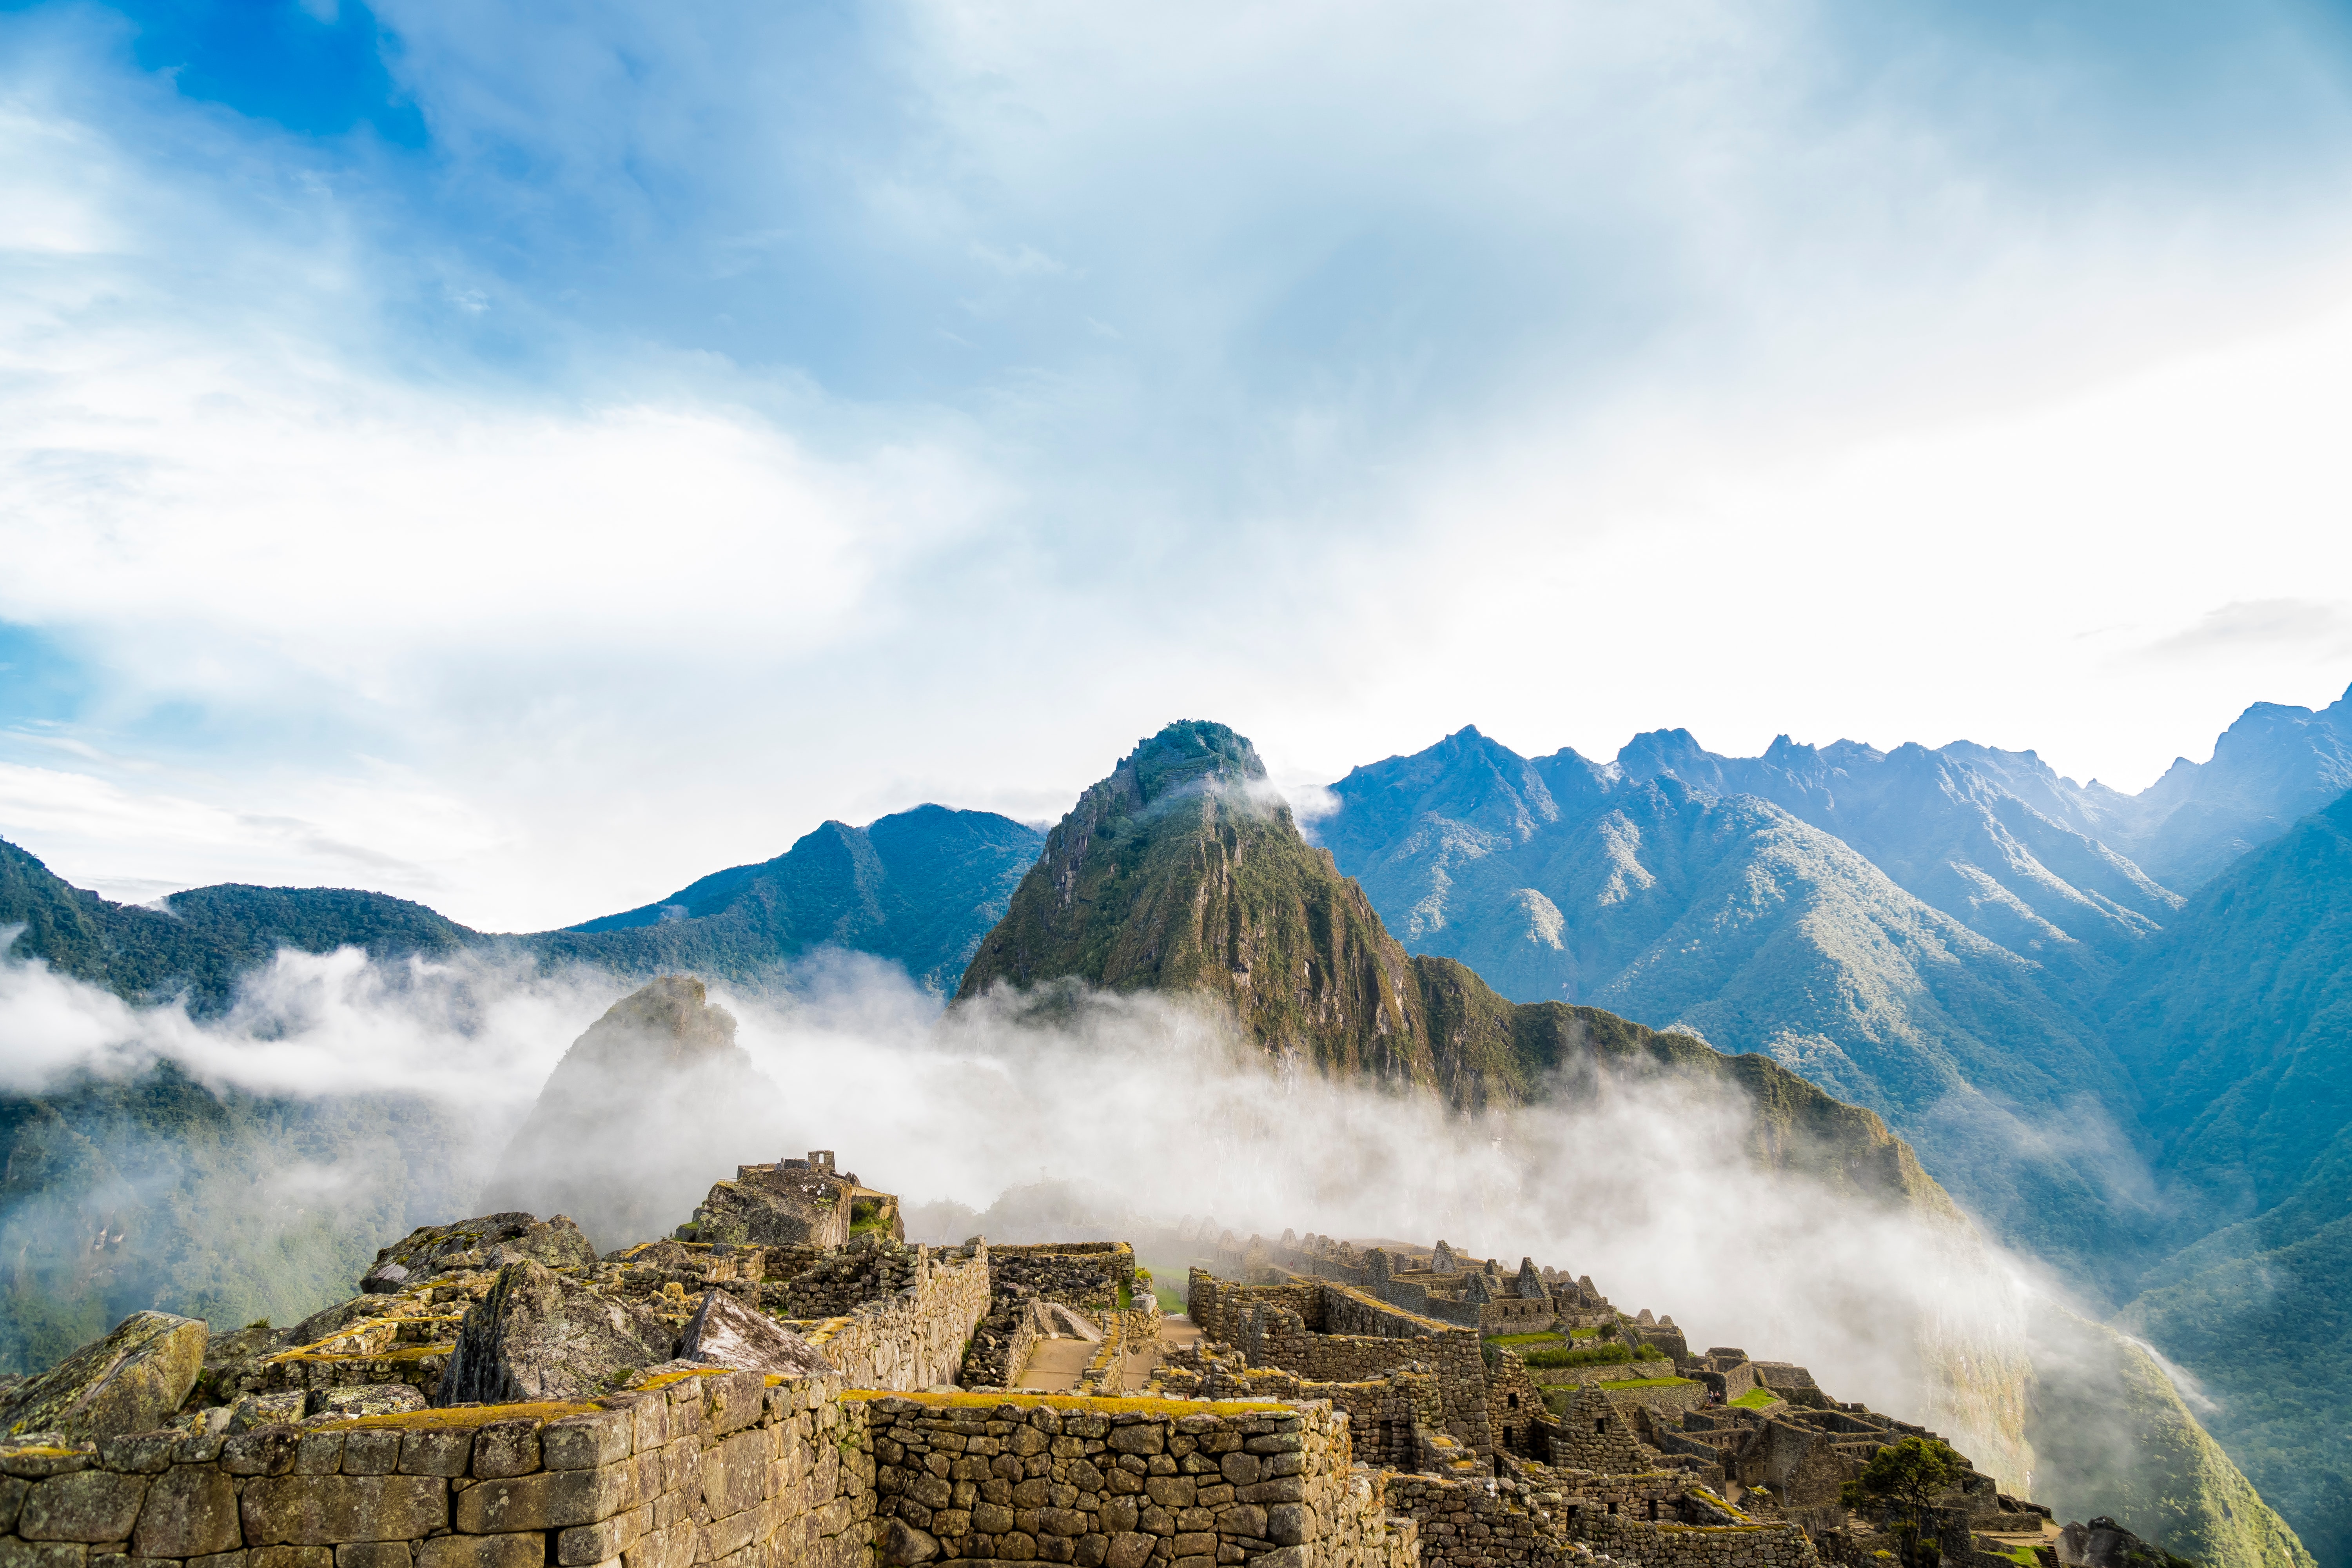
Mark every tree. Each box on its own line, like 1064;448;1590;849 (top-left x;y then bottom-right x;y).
1842;1436;1965;1568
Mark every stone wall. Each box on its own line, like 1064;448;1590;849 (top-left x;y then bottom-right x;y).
796;1248;991;1393
1186;1274;1493;1467
988;1246;1137;1311
859;1392;1412;1568
1537;1388;1656;1474
0;1369;869;1568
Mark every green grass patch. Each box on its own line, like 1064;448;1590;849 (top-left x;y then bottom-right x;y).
1154;1283;1185;1314
1486;1332;1569;1348
1728;1387;1779;1410
1598;1376;1695;1390
1116;1285;1132;1311
1521;1341;1670;1370
1569;1325;1600;1339
1981;1545;2038;1568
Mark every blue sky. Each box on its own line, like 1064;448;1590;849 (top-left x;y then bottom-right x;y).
5;0;2352;927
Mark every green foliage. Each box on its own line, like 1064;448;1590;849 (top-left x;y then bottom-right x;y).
1595;1376;1693;1390
0;1063;481;1376
1485;1331;1567;1348
1843;1436;1966;1565
1728;1387;1777;1410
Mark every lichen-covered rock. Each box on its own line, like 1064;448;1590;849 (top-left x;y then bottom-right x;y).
305;1385;426;1422
677;1289;833;1377
229;1391;309;1432
0;1312;208;1440
190;1321;293;1409
362;1212;597;1294
438;1259;676;1405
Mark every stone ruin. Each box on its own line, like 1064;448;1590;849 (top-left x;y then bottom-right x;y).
0;1145;2174;1568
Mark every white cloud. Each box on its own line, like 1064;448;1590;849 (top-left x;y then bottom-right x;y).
4;0;2352;926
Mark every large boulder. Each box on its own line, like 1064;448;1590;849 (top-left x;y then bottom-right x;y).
361;1211;598;1293
438;1259;677;1404
677;1289;834;1377
0;1311;207;1439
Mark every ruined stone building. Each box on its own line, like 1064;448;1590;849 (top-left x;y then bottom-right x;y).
0;1148;2146;1568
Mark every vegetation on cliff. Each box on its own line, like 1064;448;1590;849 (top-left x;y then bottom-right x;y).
958;720;1959;1219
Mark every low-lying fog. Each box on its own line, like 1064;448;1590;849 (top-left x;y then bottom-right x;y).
1;937;2051;1488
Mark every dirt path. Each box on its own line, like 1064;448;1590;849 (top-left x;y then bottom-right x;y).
1017;1338;1095;1392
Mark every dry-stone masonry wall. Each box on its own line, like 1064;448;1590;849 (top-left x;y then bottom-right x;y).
0;1368;870;1568
862;1392;1414;1568
794;1249;990;1394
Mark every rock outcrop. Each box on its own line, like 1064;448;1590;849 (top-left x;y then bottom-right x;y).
0;1310;206;1439
361;1211;598;1293
676;1288;834;1377
437;1259;678;1404
477;976;784;1250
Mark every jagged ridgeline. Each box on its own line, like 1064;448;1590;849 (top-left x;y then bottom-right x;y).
957;719;1952;1213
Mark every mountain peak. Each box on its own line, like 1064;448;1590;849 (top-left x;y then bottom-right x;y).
1117;719;1267;807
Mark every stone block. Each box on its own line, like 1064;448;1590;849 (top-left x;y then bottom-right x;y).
250;1548;333;1568
230;1397;309;1436
1104;1535;1152;1568
620;1521;693;1568
699;1432;765;1519
454;1462;635;1534
134;1466;243;1557
191;1550;249;1568
296;1435;346;1476
468;1423;540;1480
1216;1453;1258;1487
416;1535;543;1568
398;1432;472;1478
1265;1502;1310;1545
223;1429;304;1477
541;1412;630;1474
18;1472;148;1542
341;1433;403;1477
334;1544;412;1568
239;1475;449;1544
555;1501;650;1565
94;1437;174;1476
0;1542;86;1568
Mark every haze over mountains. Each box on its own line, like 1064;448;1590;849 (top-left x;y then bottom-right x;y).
4;686;2351;1563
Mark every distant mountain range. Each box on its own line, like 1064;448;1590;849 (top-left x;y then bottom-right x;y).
0;803;1043;1012
4;687;2350;1563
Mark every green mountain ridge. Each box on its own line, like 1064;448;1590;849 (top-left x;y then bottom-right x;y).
0;803;1043;1011
2101;789;2352;1566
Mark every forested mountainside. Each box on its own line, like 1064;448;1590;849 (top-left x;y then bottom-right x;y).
956;720;1955;1214
2102;790;2352;1567
953;717;2307;1568
0;1062;481;1377
1310;726;2154;1290
0;804;1042;1011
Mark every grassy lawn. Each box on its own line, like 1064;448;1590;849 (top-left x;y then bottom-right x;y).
1597;1376;1696;1390
1486;1332;1569;1348
1728;1387;1779;1409
1153;1283;1185;1313
1569;1326;1600;1339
